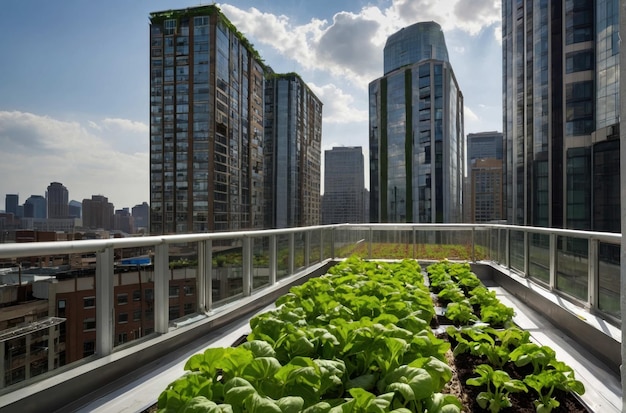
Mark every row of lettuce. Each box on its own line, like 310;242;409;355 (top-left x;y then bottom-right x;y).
156;257;584;413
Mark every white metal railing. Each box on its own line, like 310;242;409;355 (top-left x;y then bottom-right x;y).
0;223;620;408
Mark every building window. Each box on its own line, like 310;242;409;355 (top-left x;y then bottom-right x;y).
117;293;128;305
133;310;142;321
169;305;180;320
164;19;176;35
83;296;95;309
57;299;66;317
83;318;96;331
118;313;128;324
184;303;194;315
184;285;195;296
169;285;180;297
145;289;154;301
83;341;95;358
133;290;141;301
118;332;128;345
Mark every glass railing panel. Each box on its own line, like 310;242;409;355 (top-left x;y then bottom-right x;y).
369;229;412;260
212;239;243;303
167;243;198;322
0;251;88;389
598;242;620;319
334;227;369;258
498;228;507;266
309;229;322;266
321;228;333;260
276;234;290;280
441;230;475;260
528;233;549;284
294;232;306;272
472;228;491;261
509;230;525;273
113;246;157;347
556;236;588;301
252;236;270;291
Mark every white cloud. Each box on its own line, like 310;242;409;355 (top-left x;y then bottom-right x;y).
0;111;148;209
308;83;368;124
100;118;149;134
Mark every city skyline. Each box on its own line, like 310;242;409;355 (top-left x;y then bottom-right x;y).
0;1;502;209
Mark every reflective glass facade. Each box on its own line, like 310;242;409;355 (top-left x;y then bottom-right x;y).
264;74;322;228
502;0;620;232
149;6;265;234
322;147;365;224
370;22;464;223
383;22;449;75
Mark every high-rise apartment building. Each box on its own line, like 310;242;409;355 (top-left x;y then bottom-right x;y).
46;182;69;219
82;195;114;230
132;202;150;232
5;194;18;217
264;73;323;228
24;195;46;219
466;132;504;223
369;22;464;223
502;0;620;232
149;5;265;234
68;200;82;219
322;147;365;224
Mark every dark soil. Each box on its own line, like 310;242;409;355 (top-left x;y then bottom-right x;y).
442;340;590;413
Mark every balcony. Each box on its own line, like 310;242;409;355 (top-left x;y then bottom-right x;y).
0;224;621;412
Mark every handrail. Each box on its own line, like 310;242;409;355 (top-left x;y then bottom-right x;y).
0;223;620;404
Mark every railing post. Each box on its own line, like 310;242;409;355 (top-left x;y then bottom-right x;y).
549;233;557;290
412;227;416;260
504;228;511;271
305;231;311;267
330;228;335;258
154;243;169;334
289;233;295;275
243;236;252;296
269;235;277;284
199;240;213;312
204;239;213;311
588;238;598;310
471;227;476;262
523;230;529;276
368;227;373;259
95;246;114;356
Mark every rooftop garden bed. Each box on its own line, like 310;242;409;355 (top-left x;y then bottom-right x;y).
154;257;588;412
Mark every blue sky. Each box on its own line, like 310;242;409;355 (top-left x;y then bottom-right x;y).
0;0;502;210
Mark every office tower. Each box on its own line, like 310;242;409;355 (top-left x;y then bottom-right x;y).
264;73;323;228
5;194;18;217
68;200;82;219
466;132;504;223
369;22;464;223
502;0;620;232
24;195;47;219
82;195;114;230
466;131;503;165
132;202;150;232
114;208;135;234
322;147;365;224
47;182;69;219
149;5;265;234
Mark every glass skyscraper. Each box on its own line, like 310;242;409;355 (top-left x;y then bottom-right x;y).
322;146;365;224
149;6;265;234
264;73;322;228
502;0;620;232
369;22;464;223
